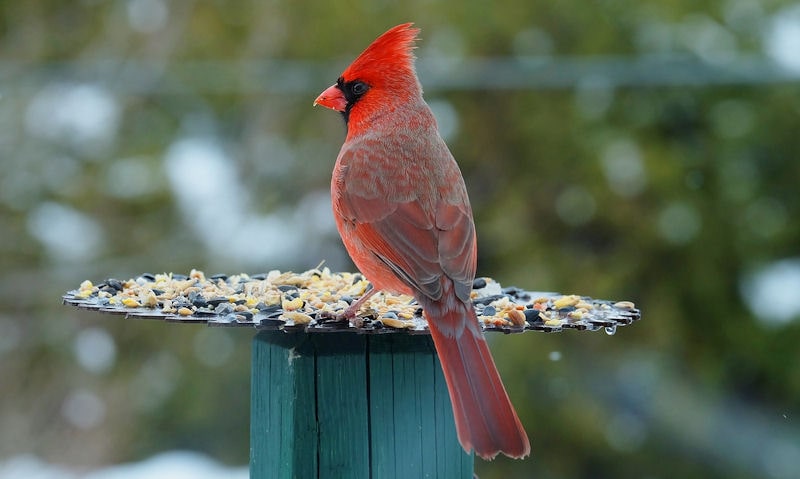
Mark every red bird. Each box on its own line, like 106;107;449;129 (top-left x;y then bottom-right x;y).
314;23;530;460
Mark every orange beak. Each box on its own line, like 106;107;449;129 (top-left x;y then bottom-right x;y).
313;83;348;112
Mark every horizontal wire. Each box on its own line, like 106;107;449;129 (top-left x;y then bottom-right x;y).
1;54;797;96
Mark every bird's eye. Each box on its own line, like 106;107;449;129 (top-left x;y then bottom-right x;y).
350;81;369;96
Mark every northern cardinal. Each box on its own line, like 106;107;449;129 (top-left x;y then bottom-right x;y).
314;23;530;460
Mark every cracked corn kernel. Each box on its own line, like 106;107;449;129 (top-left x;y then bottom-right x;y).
553;295;580;310
345;279;369;296
76;289;93;299
245;296;259;307
122;298;140;308
140;290;158;307
567;308;587;320
282;297;304;311
381;318;412;329
282;311;312;324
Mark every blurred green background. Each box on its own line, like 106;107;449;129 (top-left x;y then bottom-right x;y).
2;1;799;478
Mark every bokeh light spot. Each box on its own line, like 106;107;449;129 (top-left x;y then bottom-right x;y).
657;201;701;245
73;328;117;375
740;258;800;326
27;202;105;263
61;389;106;430
600;138;648;197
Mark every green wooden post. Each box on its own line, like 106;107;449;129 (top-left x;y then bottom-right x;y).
250;331;474;479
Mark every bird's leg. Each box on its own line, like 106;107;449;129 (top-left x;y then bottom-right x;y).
337;286;378;327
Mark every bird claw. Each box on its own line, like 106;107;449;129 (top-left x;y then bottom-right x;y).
350;316;365;329
317;307;363;328
321;287;378;329
338;304;364;328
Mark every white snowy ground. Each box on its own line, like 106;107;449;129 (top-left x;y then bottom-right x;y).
0;451;248;479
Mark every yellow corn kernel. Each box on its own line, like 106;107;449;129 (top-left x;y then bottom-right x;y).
282;297;304;311
553;295;580;310
283;311;312;324
122;298;140;308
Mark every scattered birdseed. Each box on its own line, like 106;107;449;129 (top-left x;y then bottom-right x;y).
62;268;641;335
567;308;588;321
575;301;594;310
122;298;140;308
613;301;636;310
553;295;581;310
506;308;526;327
282;297;304;311
282;311;313;325
380;318;414;329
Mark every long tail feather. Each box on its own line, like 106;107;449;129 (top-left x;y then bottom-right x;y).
420;294;530;460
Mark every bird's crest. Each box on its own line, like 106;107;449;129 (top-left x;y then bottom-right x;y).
342;23;420;84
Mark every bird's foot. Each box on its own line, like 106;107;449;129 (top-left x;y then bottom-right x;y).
324;287;378;328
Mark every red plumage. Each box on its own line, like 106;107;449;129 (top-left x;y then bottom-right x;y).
314;23;530;460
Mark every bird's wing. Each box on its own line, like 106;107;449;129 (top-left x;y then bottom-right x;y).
335;143;476;303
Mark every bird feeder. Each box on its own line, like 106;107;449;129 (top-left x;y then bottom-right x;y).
63;268;641;478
